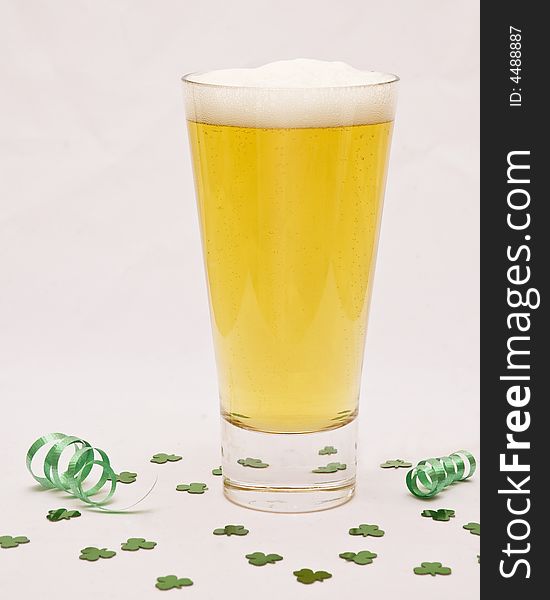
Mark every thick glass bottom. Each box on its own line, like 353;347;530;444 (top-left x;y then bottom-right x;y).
221;419;357;513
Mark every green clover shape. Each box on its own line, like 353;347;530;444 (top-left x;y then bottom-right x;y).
245;552;283;566
349;524;385;537
312;462;347;473
79;547;116;561
339;550;378;565
121;538;157;551
112;471;137;484
421;509;455;522
155;575;193;590
176;483;208;494
463;522;480;536
380;459;412;469
413;562;452;576
318;446;338;455
331;410;352;421
151;453;182;464
0;536;30;549
46;508;81;522
237;457;269;468
213;525;249;536
293;569;332;584
211;466;222;476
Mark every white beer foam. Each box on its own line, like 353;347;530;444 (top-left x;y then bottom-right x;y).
183;59;398;128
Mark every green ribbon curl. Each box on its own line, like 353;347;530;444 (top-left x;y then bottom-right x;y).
27;433;118;508
406;450;476;498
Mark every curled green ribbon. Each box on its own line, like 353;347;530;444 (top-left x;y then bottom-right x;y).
406;450;476;498
26;433;155;510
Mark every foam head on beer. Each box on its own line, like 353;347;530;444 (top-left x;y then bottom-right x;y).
184;59;398;128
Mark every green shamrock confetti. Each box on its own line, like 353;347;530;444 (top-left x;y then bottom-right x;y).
349;524;385;538
176;483;208;494
421;509;455;522
463;522;480;536
319;446;338;455
245;552;283;566
229;412;250;419
155;576;193;590
413;562;452;576
293;569;332;584
111;471;137;484
0;536;30;549
151;453;182;464
79;547;116;561
213;525;249;536
380;459;412;469
46;508;81;522
331;410;352;422
339;550;378;565
121;538;157;551
237;457;269;468
212;466;222;476
312;462;347;473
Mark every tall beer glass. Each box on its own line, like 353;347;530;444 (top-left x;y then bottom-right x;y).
183;62;398;512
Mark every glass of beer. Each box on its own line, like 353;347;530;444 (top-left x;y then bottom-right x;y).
183;60;398;512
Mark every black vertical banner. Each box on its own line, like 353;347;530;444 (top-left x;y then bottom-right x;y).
481;2;547;597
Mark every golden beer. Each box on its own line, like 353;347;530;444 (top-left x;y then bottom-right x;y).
188;121;393;433
184;59;398;511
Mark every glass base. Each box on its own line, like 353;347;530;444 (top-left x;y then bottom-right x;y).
221;419;357;513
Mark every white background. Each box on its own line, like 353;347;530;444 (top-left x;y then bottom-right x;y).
0;1;479;598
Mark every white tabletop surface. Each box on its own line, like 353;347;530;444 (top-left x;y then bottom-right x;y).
1;1;479;598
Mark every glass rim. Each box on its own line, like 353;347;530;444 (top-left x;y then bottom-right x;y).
181;70;400;91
